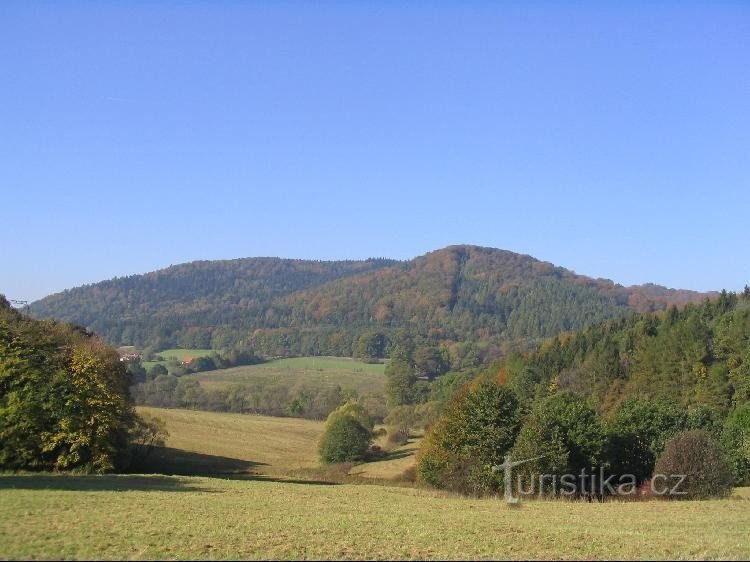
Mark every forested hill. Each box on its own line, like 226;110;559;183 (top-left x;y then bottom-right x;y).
30;257;396;350
30;245;712;356
501;288;750;415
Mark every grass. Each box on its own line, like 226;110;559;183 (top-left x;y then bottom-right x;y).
141;348;215;369
1;475;748;560
137;407;324;476
2;409;749;559
350;437;421;480
184;356;386;396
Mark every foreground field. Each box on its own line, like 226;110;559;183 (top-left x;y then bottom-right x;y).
1;474;748;560
137;407;324;476
186;356;385;396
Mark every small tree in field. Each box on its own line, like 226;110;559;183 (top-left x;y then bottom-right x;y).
653;430;733;500
318;402;372;463
318;415;371;463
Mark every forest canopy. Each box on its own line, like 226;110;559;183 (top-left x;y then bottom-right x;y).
29;246;711;357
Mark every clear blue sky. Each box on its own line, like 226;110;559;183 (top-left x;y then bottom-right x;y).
1;1;748;302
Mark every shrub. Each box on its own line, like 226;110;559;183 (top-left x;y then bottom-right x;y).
124;414;168;470
318;415;371;463
386;426;409;447
147;363;168;378
330;401;374;432
385;402;442;447
398;465;417;483
653;430;733;500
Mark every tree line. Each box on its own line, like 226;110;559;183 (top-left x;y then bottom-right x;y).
414;289;750;498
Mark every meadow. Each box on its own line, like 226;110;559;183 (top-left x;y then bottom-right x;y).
1;475;748;560
184;356;386;396
2;408;749;559
136;406;414;480
140;348;215;370
136;406;324;476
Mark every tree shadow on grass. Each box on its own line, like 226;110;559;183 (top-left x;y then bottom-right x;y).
379;449;415;461
226;474;339;486
132;447;267;477
133;448;339;485
0;448;341;491
0;474;213;493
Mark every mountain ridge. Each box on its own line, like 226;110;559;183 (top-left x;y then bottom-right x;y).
28;245;715;357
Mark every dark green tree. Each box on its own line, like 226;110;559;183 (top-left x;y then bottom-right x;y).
720;404;750;485
318;404;372;463
354;332;388;361
511;391;607;493
385;346;417;406
605;397;687;484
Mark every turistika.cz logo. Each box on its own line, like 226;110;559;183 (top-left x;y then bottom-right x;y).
492;454;686;503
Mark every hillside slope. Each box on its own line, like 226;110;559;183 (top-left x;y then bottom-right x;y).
502;289;750;413
30;257;396;349
30;245;711;355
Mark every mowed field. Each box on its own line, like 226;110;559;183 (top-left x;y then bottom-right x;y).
184;356;386;396
136;406;416;480
2;408;749;559
136;407;324;476
2;475;749;560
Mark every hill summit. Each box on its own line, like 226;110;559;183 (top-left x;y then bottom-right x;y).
29;245;712;357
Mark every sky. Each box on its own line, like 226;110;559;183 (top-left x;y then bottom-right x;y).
1;1;748;302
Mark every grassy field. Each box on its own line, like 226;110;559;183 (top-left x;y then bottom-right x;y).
137;407;324;476
185;356;386;396
2;409;749;559
1;475;748;560
141;348;215;369
136;407;413;480
350;438;421;480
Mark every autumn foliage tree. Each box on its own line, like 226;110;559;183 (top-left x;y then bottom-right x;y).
417;379;520;495
0;296;139;473
653;430;733;499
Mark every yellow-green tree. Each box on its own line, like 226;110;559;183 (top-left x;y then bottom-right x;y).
318;401;372;463
0;297;135;473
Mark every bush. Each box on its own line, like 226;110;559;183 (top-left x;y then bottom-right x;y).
398;465;417;483
147;363;168;378
386;427;409;447
318;415;371;463
653;430;733;500
124;414;168;470
385;402;442;447
330;401;374;432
